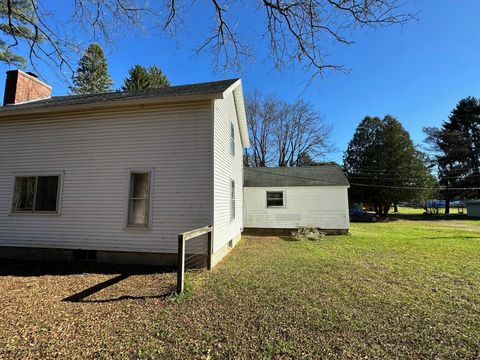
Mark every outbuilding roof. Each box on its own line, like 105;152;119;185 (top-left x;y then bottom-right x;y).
244;165;349;187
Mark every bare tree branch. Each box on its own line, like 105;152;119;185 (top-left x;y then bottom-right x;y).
0;0;416;82
246;92;332;167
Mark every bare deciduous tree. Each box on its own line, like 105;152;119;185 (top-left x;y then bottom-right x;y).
246;92;331;167
1;0;415;80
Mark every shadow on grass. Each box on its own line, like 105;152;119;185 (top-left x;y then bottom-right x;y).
423;236;480;240
0;259;176;303
383;213;473;222
281;236;301;242
62;273;174;303
0;259;173;277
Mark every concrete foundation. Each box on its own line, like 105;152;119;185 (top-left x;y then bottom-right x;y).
242;227;349;236
211;232;242;267
0;234;243;267
0;246;178;267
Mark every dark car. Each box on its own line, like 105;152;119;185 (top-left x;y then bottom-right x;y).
349;208;378;222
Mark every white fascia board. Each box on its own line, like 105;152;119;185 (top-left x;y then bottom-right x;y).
222;79;250;148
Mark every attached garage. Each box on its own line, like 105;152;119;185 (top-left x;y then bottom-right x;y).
243;166;350;234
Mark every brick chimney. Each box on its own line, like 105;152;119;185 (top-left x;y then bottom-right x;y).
3;70;52;106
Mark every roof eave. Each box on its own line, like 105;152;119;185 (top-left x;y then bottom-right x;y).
0;92;224;118
223;79;250;149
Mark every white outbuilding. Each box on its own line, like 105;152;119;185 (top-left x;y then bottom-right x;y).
243;166;350;234
465;200;480;218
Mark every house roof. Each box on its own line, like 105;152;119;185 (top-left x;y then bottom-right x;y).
0;78;239;113
243;165;350;187
0;78;250;148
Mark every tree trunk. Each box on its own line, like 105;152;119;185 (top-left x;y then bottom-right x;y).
393;203;398;212
445;199;450;215
383;203;390;217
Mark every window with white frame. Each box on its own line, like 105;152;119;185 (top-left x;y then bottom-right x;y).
266;191;284;207
12;175;61;213
127;171;151;227
230;122;235;156
230;180;235;221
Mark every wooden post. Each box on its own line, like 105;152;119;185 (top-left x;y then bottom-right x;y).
177;234;185;294
207;231;213;270
176;226;213;294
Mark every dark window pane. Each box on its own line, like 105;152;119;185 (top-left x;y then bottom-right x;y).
268;192;283;199
230;122;235;156
13;177;35;211
128;199;148;226
267;199;283;207
130;173;149;198
35;176;59;212
231;180;235;220
128;172;150;226
267;191;284;207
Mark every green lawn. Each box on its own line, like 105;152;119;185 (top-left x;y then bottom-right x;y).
1;218;479;359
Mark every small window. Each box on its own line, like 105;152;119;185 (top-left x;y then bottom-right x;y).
127;172;151;228
12;175;60;213
230;180;235;221
230;122;235;156
267;191;284;207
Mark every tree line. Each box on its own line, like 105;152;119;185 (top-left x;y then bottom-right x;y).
37;45;480;218
246;94;480;216
69;43;170;95
424;97;480;213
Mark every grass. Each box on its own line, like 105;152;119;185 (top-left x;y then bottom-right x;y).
394;206;466;216
0;215;479;359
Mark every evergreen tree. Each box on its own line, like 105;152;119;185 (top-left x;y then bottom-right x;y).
0;0;39;68
147;65;170;88
424;97;480;212
122;65;150;91
344;115;434;216
122;64;170;91
70;43;113;95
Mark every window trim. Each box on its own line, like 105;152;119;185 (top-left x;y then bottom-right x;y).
230;121;235;157
266;190;285;209
125;168;154;230
10;172;64;216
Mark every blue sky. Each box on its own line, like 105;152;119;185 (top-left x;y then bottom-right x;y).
1;1;479;163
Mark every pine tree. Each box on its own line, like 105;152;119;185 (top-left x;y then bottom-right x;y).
70;43;113;95
0;0;38;68
424;97;480;212
121;65;150;91
147;65;170;88
344;115;434;216
121;64;170;91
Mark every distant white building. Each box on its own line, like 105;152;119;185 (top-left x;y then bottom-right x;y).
243;166;350;234
0;70;249;266
465;201;480;218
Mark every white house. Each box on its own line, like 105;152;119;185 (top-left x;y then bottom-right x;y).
0;70;249;266
243;166;350;234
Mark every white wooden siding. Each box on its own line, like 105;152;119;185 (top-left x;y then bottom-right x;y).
466;202;480;217
0;101;212;253
212;93;244;252
244;186;349;230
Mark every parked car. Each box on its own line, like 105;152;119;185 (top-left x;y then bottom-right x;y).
349;208;378;222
